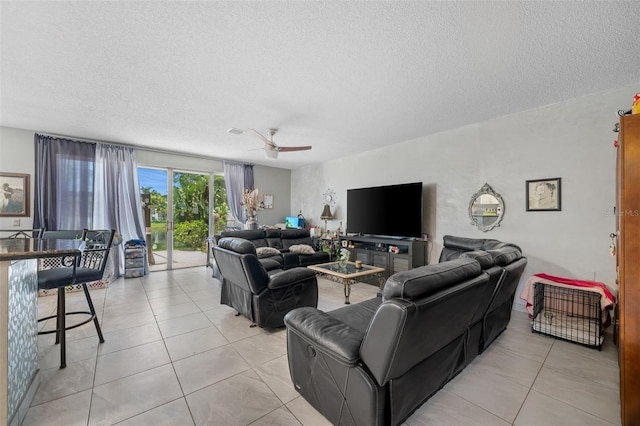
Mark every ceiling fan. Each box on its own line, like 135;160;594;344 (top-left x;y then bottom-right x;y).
248;128;312;160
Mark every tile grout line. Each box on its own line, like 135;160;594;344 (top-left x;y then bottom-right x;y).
509;337;555;425
521;336;620;425
86;276;119;425
154;274;201;426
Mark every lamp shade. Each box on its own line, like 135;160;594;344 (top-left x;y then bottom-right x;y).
320;204;333;220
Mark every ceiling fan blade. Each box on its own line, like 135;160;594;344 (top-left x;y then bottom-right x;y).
248;128;278;149
278;146;312;152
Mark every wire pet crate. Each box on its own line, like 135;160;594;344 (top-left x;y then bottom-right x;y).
531;282;604;350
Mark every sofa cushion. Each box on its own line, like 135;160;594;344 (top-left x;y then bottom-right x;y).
289;244;315;255
260;257;283;272
297;251;331;267
382;258;482;301
460;250;494;269
265;228;283;249
217;229;269;247
329;297;382;334
486;246;522;266
439;247;466;262
281;229;313;249
482;239;516;251
442;235;485;252
256;247;281;258
217;237;256;255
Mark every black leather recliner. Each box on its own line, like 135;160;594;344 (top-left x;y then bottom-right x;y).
213;237;319;328
284;258;494;425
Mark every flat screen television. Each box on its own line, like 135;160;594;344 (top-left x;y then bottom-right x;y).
346;182;423;238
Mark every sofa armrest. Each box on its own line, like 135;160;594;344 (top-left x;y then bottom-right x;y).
284;307;364;366
281;251;299;269
268;267;316;290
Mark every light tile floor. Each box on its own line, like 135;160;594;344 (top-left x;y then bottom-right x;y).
25;268;621;425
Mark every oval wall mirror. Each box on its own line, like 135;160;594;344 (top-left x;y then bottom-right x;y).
469;183;504;232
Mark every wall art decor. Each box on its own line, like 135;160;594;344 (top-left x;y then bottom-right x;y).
0;172;29;217
526;177;561;211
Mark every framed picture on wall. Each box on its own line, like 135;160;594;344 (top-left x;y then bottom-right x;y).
263;194;274;209
526;177;561;211
0;172;30;217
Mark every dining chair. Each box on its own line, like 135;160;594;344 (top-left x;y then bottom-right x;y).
37;229;115;368
4;228;43;238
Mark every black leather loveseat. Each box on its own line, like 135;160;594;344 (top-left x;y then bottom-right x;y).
214;228;330;270
284;258;497;425
213;237;319;328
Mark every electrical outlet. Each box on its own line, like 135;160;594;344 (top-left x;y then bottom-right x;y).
12;219;20;226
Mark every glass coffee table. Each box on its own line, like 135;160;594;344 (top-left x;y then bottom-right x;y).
307;261;385;304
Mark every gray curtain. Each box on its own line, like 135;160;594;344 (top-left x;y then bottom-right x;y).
34;134;96;230
93;144;146;276
222;161;254;224
34;134;147;278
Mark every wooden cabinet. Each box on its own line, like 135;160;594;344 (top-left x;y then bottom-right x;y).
617;113;640;425
341;235;428;278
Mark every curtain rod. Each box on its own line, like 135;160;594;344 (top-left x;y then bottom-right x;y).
35;131;241;163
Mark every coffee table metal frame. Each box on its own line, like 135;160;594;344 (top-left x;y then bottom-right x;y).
307;261;385;304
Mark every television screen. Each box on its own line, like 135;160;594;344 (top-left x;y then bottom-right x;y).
346;182;422;238
285;216;300;228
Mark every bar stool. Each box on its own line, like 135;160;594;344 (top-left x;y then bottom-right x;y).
37;229;115;368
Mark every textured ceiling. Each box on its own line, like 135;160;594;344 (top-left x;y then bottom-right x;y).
1;1;639;170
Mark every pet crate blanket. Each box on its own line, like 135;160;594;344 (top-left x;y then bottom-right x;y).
520;273;615;326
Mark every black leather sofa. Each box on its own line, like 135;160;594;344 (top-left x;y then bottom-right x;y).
438;235;527;361
212;237;319;328
284;258;497;425
214;228;330;270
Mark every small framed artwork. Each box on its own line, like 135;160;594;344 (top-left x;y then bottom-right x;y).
0;172;30;217
263;194;274;209
526;177;561;211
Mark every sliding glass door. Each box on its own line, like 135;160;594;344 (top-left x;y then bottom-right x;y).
139;167;211;271
172;171;209;268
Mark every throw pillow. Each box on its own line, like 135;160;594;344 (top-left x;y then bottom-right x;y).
256;247;281;258
289;244;315;255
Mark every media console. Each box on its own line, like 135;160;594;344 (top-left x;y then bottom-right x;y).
340;235;428;279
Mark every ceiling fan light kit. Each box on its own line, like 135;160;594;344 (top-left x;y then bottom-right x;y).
264;148;278;159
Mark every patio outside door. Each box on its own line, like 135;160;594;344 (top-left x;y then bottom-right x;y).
171;171;210;269
139;167;211;271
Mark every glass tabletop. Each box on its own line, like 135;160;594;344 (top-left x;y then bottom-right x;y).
0;238;84;260
310;261;383;276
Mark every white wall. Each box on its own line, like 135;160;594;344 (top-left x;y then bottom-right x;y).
0;128;291;231
0;126;36;230
253;166;291;226
292;85;637;310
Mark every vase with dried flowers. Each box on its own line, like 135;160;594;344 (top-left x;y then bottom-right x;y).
241;188;263;230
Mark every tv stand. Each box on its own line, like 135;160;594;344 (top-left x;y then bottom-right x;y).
340;235;428;279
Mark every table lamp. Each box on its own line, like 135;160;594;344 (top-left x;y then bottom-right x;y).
320;204;333;235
